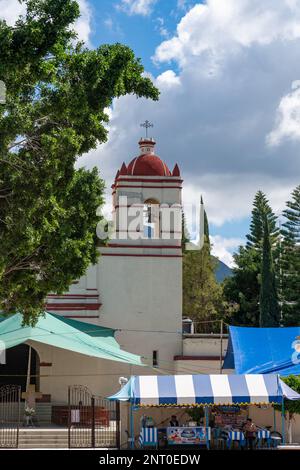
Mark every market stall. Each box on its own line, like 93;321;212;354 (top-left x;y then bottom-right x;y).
108;374;300;449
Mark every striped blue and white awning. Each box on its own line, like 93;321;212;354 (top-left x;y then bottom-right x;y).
108;374;300;406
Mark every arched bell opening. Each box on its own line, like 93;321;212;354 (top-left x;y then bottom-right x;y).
143;198;160;239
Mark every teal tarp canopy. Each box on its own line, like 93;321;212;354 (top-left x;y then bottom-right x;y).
0;312;143;366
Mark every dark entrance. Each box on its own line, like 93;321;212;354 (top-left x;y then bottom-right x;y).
0;385;21;448
0;344;39;391
68;385;120;448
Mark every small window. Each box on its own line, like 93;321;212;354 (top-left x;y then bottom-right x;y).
152;350;159;367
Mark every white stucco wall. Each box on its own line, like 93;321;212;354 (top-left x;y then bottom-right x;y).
98;252;182;372
31;341;142;403
182;335;228;357
42;155;183;402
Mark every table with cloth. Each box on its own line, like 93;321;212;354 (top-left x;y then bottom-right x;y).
256;429;272;448
223;429;245;449
166;426;211;448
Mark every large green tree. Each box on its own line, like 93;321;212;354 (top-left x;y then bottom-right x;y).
0;0;159;324
224;191;279;326
246;190;279;249
259;215;280;326
274;375;300;444
223;245;261;326
183;199;232;331
281;185;300;325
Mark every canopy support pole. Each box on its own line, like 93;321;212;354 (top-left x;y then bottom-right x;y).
220;320;223;374
205;406;210;449
273;406;276;432
281;399;285;445
130;403;134;449
25;346;32;400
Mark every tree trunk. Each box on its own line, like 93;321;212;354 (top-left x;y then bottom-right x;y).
287;413;293;444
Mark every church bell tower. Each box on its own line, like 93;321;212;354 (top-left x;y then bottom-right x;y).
98;131;183;370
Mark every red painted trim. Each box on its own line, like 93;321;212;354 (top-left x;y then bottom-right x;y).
47;294;99;298
63;315;99;319
45;303;101;308
107;244;181;249
116;178;183;184
115;185;182;190
46;309;99;312
174;355;225;361
46;305;101;311
101;253;182;258
114;204;144;209
115;229;181;233
114;204;182;209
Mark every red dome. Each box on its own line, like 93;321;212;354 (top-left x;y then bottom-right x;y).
127;154;171;177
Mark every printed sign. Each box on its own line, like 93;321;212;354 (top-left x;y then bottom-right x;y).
167;426;207;445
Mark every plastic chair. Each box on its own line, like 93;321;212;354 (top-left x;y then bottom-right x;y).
139;427;158;449
270;431;282;448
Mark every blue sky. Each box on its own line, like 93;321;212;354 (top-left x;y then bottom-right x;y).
86;0;252;254
2;0;300;266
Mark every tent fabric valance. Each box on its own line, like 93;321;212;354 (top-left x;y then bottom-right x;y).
0;312;143;366
108;374;300;406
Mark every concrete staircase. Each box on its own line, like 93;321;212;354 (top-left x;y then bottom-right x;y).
34;403;52;425
18;428;69;449
18;428;117;448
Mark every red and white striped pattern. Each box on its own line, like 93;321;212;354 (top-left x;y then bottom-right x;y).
45;290;101;318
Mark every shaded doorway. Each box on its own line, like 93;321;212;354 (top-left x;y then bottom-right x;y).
0;344;39;392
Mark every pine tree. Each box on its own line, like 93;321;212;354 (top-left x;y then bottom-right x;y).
224;191;279;326
201;195;210;246
246;190;279;249
281;185;300;325
181;211;190;251
259;215;280;326
223;246;261;326
183;199;230;331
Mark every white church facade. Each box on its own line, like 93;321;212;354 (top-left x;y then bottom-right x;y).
39;137;184;402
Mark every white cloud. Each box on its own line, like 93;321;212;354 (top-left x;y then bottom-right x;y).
117;0;157;16
0;0;26;25
154;0;300;66
156;70;181;88
0;0;93;45
61;2;300;243
155;17;169;38
75;0;93;45
177;0;188;10
210;235;244;267
266;81;300;146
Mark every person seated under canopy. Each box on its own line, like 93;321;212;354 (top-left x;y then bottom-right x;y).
169;415;179;427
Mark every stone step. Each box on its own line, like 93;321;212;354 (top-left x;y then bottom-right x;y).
19;430;68;434
14;427;117;448
19;443;68;449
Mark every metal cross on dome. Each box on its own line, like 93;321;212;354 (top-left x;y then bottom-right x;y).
140;120;153;138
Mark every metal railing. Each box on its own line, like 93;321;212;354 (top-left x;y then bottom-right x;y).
68;385;120;448
0;384;20;448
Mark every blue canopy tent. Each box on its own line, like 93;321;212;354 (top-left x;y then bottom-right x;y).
109;374;300;447
223;325;300;375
